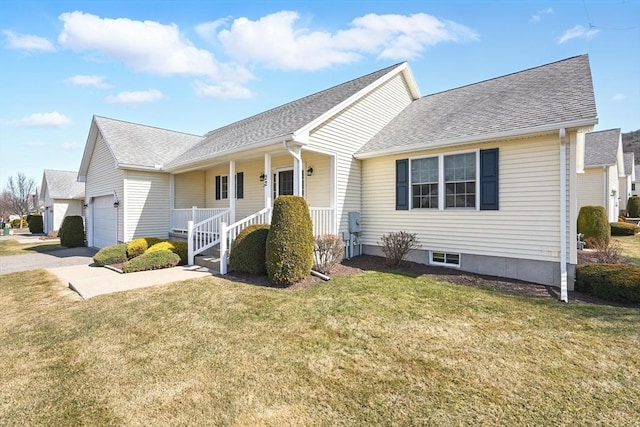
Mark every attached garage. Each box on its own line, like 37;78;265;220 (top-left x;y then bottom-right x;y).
92;195;117;248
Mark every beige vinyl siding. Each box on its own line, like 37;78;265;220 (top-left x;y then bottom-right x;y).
361;135;567;263
124;170;170;241
620;176;632;210
609;164;620;220
577;168;605;211
204;161;265;219
308;73;414;232
86;133;125;242
302;151;331;208
174;171;206;208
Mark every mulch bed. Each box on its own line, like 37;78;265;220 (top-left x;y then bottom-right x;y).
226;254;639;309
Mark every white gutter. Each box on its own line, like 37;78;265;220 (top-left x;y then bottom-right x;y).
559;128;568;303
355;118;598;159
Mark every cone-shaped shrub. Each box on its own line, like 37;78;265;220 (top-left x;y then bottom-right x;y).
229;224;270;275
59;215;85;247
577;206;610;245
266;196;314;286
628;196;640;217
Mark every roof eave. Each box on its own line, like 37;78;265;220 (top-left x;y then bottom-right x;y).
355;117;598;159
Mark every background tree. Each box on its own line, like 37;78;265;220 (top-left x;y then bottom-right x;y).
3;173;36;227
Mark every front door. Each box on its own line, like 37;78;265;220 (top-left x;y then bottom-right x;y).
273;168;304;201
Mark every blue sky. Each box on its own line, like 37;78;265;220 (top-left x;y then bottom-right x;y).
1;0;639;189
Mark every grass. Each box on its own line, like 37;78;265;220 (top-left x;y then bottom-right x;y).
0;239;64;256
1;269;639;426
613;234;640;266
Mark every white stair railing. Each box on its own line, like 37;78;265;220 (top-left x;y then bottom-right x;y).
219;207;273;274
187;209;231;264
173;207;229;232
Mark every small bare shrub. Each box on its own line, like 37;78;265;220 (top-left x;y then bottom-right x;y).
585;237;624;264
379;231;421;267
313;234;344;274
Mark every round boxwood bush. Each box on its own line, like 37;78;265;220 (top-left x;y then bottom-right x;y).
93;243;128;266
575;264;640;303
610;222;640;236
28;214;43;234
59;215;85;247
577;206;610;245
126;237;164;259
628;196;640;217
122;249;180;273
266;196;314;286
229;224;270;275
146;240;188;265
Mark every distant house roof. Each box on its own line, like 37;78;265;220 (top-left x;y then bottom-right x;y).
166;62;413;169
623;152;635;177
584;128;621;167
356;55;598;157
42;170;85;200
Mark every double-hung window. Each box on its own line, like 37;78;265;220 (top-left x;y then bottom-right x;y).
411;157;439;209
444;153;476;208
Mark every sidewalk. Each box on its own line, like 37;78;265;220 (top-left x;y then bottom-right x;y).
47;264;215;299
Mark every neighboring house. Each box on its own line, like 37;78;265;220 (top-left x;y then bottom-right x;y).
632;161;640;197
78;55;598;294
40;169;86;233
577;129;625;222
619;152;636;213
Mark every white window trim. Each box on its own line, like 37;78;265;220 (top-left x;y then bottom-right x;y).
429;251;461;268
220;175;229;200
272;166;306;199
409;148;480;211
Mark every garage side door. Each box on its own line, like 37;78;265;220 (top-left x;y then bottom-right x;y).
93;195;116;248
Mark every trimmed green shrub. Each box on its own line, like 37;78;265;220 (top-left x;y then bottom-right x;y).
266;196;314;286
628;196;640;217
28;214;43;234
229;224;270;275
611;222;640;236
126;237;164;259
122;249;180;273
146;241;188;265
59;215;85;247
577;206;610;245
575;264;640;303
93;243;128;266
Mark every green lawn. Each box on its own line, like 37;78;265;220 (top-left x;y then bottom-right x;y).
0;239;63;256
613;234;640;266
1;269;638;426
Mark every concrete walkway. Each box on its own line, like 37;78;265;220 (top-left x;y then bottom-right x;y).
48;264;215;299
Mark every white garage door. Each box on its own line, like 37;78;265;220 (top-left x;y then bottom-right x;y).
93;195;117;248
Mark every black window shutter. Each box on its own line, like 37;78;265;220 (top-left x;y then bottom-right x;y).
215;175;221;200
236;172;244;199
396;159;409;210
480;148;499;210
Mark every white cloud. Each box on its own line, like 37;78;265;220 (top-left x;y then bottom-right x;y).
194;81;252;99
60;142;82;150
530;8;553;23
612;93;626;101
9;112;72;127
558;25;600;44
216;11;478;70
2;29;56;52
65;74;111;88
105;89;163;104
23;141;47;147
195;18;230;44
57;11;250;84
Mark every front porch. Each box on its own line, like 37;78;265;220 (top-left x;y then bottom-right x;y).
167;146;338;274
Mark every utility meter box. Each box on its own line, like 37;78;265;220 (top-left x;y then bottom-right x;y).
348;212;361;233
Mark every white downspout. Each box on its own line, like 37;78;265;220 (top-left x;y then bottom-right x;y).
559;128;568;303
283;140;302;196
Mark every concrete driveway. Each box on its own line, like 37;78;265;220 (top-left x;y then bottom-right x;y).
0;246;98;274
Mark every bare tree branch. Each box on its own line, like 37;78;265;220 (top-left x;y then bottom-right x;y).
3;173;36;227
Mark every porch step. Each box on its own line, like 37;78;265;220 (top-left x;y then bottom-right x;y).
194;255;220;272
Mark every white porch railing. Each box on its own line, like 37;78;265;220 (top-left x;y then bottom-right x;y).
172;207;229;232
187;209;231;264
309;207;334;237
219;207;273;274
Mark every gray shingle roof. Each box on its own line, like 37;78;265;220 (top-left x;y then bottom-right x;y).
94;116;203;168
357;55;597;156
43;170;85;199
623;152;635;176
166;63;405;168
584;128;621;166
